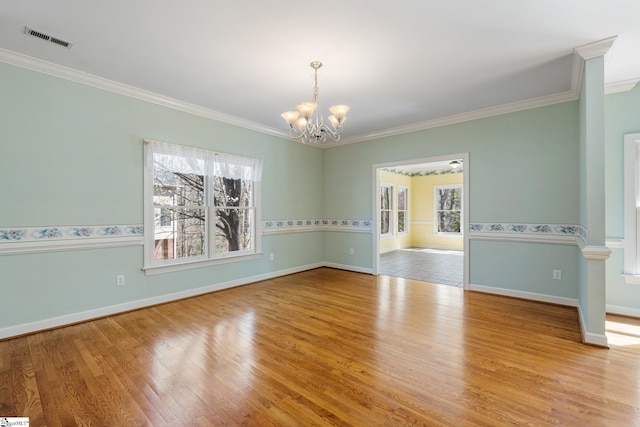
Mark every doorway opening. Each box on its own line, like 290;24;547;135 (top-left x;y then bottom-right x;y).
373;154;469;289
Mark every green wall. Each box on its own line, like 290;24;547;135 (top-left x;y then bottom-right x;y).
4;56;634;336
605;84;640;310
323;103;580;224
323;102;581;298
0;62;324;330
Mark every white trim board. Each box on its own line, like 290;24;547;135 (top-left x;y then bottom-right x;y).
605;79;640;95
577;305;609;347
623;133;640;283
1;38;634;148
323;262;374;275
0;236;143;255
0;261;375;340
470;283;609;347
607;305;640;318
0;262;321;340
0;48;286;140
469;283;579;307
405;245;464;252
1;265;619;343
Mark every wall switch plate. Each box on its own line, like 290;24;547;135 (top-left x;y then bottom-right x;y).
116;274;125;286
349;248;354;255
553;270;562;280
269;253;274;261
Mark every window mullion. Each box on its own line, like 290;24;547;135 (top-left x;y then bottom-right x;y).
144;140;262;272
207;174;214;260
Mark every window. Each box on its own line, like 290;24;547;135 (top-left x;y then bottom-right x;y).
144;140;263;272
434;185;462;234
380;183;393;236
397;186;408;234
624;133;640;284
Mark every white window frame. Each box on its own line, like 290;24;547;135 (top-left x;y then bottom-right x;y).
623;133;640;285
143;140;262;275
380;183;394;238
433;184;463;236
397;185;409;235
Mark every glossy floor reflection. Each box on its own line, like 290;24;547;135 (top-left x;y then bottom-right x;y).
2;268;640;426
379;247;463;286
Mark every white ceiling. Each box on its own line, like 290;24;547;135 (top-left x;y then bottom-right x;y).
1;1;639;144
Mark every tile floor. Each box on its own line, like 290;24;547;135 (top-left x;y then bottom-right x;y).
378;247;464;287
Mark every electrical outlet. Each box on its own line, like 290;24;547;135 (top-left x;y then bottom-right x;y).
349;248;354;255
269;253;274;261
553;270;562;280
116;274;125;286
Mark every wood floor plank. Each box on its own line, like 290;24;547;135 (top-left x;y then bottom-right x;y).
27;331;72;427
9;338;45;425
2;268;640;426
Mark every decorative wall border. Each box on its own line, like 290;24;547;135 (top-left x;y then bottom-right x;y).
262;219;372;234
382;167;463;177
1;220;592;254
469;222;587;243
470;223;585;240
0;224;143;242
0;224;144;255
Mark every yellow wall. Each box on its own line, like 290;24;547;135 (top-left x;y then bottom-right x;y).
410;173;463;250
379;170;412;251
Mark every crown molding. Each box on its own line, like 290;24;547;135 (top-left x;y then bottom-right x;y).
335;87;579;147
331;50;588;147
2;43;631;149
331;39;627;147
0;48;288;139
574;36;618;60
605;78;640;95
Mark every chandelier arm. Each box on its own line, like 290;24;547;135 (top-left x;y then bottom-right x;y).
281;60;348;144
318;124;342;141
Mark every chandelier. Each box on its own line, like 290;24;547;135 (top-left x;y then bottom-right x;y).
281;61;350;144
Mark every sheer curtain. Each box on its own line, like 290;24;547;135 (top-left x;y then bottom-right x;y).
144;140;210;176
214;153;263;182
144;140;263;182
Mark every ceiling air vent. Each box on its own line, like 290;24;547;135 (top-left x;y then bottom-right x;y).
24;26;73;49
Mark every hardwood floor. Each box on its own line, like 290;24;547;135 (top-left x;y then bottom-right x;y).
1;268;640;426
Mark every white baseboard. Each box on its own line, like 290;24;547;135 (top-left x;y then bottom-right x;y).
577;304;609;347
323;262;374;274
0;262;325;340
606;304;640;318
468;283;579;307
379;247;397;254
470;283;611;346
2;264;622;344
408;245;464;252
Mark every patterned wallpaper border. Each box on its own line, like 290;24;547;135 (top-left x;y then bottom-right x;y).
382;168;463;177
0;221;588;248
470;223;587;241
0;224;144;243
262;219;372;234
0;220;374;246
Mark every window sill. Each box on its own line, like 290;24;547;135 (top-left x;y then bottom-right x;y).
143;252;262;275
623;274;640;285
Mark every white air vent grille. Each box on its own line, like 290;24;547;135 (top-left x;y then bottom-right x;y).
24;26;73;49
